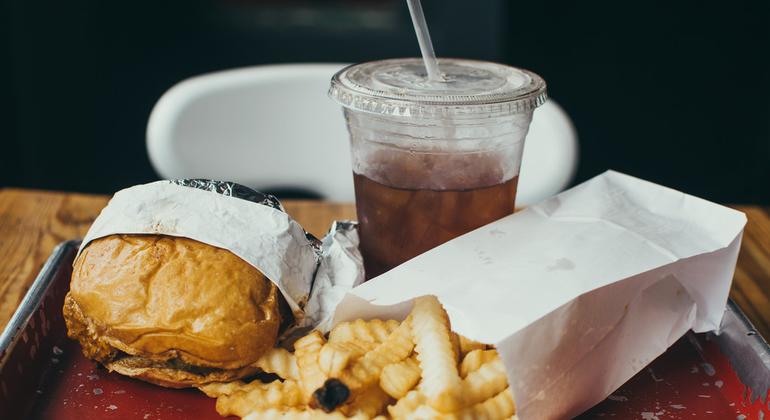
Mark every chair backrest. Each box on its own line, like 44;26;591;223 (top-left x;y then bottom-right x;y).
147;63;578;205
519;99;578;206
147;63;354;200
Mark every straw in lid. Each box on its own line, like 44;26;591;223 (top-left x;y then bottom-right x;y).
329;58;547;119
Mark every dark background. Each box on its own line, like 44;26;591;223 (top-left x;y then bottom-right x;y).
2;0;769;203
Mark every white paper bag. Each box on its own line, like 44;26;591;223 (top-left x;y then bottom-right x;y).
331;170;746;419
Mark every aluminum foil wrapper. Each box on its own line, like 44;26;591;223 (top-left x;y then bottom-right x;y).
308;221;365;331
77;179;363;331
172;179;285;211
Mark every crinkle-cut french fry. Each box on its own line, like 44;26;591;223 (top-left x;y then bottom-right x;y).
387;389;425;419
318;343;351;377
319;340;379;377
455;387;515;420
458;335;487;356
372;319;401;341
460;357;508;406
241;408;368;420
403;404;444;420
294;330;327;401
253;347;300;381
399;388;515;420
214;380;304;417
403;388;515;420
329;319;400;344
380;356;421;399
337;317;414;393
327;321;356;343
198;381;245;397
459;349;499;378
411;296;463;412
339;384;392;418
334;339;379;357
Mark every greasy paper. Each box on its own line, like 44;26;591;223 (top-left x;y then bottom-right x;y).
332;170;746;420
78;181;363;326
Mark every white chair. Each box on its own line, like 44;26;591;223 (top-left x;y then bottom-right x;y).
147;63;578;205
519;99;579;206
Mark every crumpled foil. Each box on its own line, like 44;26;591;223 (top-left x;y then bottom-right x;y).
172;179;285;211
308;220;364;331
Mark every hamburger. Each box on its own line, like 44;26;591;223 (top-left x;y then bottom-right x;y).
63;233;289;388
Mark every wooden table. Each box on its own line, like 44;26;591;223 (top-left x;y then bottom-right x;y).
1;188;768;339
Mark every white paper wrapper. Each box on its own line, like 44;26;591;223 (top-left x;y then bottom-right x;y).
78;181;363;327
331;170;747;420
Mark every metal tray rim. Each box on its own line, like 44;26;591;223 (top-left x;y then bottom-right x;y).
709;299;770;403
0;240;80;367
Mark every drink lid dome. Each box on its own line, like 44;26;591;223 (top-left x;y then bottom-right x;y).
329;58;547;119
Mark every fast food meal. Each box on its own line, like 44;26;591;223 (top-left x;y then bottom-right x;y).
63;234;291;388
198;296;516;419
50;171;747;419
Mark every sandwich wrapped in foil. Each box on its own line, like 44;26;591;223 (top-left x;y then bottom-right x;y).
78;179;364;330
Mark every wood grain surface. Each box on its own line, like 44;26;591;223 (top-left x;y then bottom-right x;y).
730;206;770;338
0;188;767;340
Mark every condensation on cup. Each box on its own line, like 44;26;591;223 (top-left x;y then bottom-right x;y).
329;58;547;279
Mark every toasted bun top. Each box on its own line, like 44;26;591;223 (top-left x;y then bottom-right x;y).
69;234;281;369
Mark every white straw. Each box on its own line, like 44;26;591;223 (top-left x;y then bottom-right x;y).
406;0;441;82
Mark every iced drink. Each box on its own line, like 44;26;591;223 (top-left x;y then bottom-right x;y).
353;173;518;278
329;58;546;279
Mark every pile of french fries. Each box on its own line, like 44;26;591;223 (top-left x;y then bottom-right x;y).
199;296;516;419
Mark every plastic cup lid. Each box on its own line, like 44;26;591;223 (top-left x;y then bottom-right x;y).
329;58;547;119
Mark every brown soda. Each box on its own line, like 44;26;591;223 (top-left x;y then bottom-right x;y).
353;173;518;279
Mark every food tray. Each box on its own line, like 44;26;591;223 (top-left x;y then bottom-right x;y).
1;241;769;419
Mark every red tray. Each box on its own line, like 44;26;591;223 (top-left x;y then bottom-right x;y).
1;241;769;419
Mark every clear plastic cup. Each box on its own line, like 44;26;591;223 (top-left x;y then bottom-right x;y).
329;58;547;279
